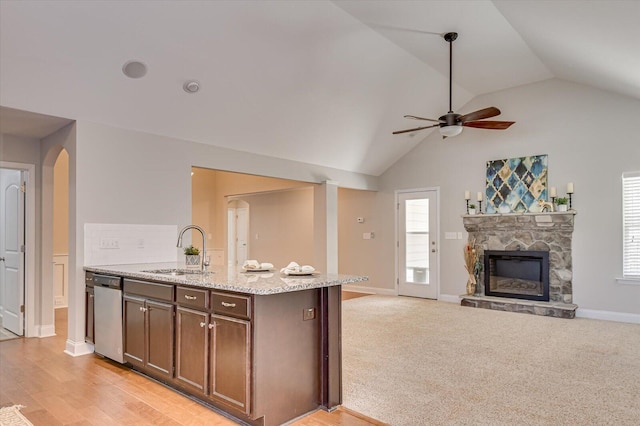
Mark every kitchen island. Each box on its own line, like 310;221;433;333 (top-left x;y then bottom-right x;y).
84;263;367;426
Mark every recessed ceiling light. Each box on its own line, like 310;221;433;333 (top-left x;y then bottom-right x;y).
183;81;200;93
122;60;147;79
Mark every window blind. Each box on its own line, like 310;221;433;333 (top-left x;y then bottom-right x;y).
622;172;640;277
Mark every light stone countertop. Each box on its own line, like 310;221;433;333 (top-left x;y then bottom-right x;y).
84;262;368;295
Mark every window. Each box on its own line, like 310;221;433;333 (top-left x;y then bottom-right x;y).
622;172;640;278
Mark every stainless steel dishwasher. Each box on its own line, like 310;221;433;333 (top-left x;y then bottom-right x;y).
92;273;124;363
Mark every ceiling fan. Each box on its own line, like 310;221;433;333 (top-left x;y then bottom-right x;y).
393;32;515;138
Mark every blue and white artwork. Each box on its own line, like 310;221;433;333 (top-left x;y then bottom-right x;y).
485;154;548;213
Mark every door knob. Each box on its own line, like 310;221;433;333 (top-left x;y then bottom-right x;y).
432;249;437;252
0;257;4;262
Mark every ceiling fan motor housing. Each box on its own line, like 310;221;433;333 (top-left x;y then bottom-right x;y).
439;112;461;128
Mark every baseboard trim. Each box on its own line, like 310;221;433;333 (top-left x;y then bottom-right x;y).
342;284;396;296
64;339;94;357
37;324;56;338
576;308;640;324
438;294;461;303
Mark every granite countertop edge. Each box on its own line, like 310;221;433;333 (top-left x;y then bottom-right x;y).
84;263;369;295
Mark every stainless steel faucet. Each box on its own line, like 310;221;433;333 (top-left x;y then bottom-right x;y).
176;225;209;271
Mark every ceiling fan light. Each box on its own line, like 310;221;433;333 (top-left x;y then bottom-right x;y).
439;125;463;137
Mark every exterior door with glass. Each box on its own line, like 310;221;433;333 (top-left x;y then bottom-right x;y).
397;190;439;299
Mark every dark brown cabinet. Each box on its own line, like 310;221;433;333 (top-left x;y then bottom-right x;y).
209;314;251;413
175;306;209;394
175;288;252;415
123;279;174;381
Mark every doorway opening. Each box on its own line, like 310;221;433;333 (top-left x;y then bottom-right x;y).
53;149;69;332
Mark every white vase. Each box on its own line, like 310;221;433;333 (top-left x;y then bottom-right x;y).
185;255;201;269
468;208;476;215
558;204;568;212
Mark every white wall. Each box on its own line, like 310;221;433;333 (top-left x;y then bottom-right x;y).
338;188;391;291
236;186;315;267
379;78;640;316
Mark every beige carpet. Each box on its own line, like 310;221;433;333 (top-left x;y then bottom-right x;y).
0;405;32;426
342;295;640;425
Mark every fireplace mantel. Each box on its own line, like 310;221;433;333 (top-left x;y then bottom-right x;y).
462;211;577;318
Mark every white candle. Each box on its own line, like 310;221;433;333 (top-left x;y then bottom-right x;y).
549;187;557;197
464;190;470;200
567;182;574;193
477;191;483;201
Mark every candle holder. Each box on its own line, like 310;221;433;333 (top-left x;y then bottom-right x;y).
466;199;470;214
551;196;556;205
568;193;573;210
478;200;483;214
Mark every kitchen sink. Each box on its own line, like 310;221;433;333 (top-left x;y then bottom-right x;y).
142;269;213;276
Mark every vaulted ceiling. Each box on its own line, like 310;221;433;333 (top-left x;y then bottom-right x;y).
1;1;638;176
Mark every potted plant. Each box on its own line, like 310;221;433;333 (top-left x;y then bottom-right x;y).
184;245;201;269
468;204;477;215
556;197;569;212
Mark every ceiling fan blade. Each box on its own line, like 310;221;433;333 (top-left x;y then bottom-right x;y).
404;115;442;123
462;120;515;130
459;107;501;123
392;124;439;135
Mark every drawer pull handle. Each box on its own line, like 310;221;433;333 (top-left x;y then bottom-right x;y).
184;295;198;301
221;302;236;308
199;322;206;328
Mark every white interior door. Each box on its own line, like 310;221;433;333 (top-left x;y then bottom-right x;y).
236;207;248;265
397;190;439;299
1;169;25;335
227;208;236;266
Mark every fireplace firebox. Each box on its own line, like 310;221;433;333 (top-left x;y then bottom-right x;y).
484;250;549;302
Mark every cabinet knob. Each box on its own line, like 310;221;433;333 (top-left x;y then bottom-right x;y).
199;322;206;328
208;322;216;329
139;306;147;312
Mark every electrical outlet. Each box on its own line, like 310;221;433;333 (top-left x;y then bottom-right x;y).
303;308;316;321
99;237;120;249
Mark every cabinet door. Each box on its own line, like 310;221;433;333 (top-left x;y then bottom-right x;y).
175;306;209;394
85;287;95;344
146;300;174;380
123;295;146;368
210;314;251;414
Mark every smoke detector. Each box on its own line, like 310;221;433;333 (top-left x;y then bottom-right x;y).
183;81;200;93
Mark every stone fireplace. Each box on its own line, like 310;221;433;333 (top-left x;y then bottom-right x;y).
461;212;577;318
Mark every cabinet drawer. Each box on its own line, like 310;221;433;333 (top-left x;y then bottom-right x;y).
211;292;251;319
177;287;209;310
124;279;174;302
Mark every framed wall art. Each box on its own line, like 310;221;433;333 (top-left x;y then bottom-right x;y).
485;154;548;213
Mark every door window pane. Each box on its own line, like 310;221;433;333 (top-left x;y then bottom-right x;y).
405;199;429;283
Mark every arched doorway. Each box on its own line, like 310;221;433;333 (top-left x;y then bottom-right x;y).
53;149;69;328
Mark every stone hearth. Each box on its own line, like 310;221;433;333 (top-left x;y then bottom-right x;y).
462;212;577;318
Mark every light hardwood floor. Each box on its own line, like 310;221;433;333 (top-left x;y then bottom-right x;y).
0;295;383;426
